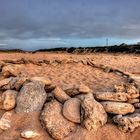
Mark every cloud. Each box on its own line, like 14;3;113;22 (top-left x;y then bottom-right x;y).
0;0;140;49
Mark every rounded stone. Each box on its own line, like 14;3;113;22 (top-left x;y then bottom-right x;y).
101;101;135;115
2;90;17;111
63;98;81;123
41;100;76;139
53;86;70;103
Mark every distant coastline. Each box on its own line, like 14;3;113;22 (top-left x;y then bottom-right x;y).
0;44;140;54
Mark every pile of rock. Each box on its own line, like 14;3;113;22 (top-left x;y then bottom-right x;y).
0;76;107;139
41;84;107;139
95;83;140;132
0;75;140;139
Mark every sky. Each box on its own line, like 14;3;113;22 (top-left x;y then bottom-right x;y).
0;0;140;50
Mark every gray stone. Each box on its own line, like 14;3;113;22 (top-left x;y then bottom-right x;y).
63;98;81;123
101;101;135;115
15;81;47;113
113;112;140;132
41;100;76;139
81;93;107;131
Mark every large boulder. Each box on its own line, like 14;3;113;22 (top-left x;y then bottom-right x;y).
53;87;70;103
2;90;17;110
101;101;135;115
41;100;76;139
81;93;107;131
63;98;81;123
95;92;129;102
113;112;140;132
15;81;47;113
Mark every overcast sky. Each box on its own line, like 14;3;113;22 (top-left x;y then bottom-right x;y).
0;0;140;50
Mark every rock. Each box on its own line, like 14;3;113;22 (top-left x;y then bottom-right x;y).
30;77;52;86
63;98;81;123
79;84;91;94
2;90;17;110
101;101;135;115
134;103;140;108
15;81;47;113
113;112;140;132
65;87;79;96
21;130;39;139
0;91;3;109
2;64;22;77
0;112;12;130
103;67;112;73
45;84;56;93
114;84;126;92
95;92;129;102
81;60;87;65
126;84;139;99
76;94;86;101
53;87;70;103
81;93;107;131
128;98;140;104
0;77;19;90
46;93;54;102
14;77;27;91
41;100;76;139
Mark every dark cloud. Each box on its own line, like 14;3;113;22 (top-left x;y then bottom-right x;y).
0;0;140;49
